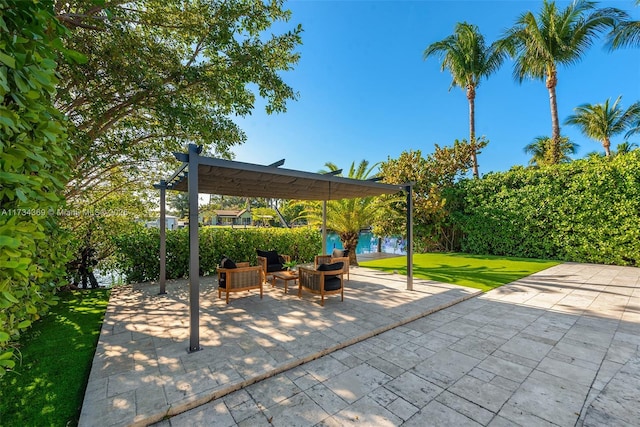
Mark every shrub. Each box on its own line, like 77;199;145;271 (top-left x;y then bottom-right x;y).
454;152;640;265
113;227;322;283
0;0;74;375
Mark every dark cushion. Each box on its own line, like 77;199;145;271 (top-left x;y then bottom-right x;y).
257;249;280;266
218;256;235;289
317;262;343;271
324;276;342;291
219;256;236;269
266;263;284;273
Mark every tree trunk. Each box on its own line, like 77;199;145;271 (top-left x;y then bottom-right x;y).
603;137;611;157
340;231;360;266
467;85;479;178
546;69;561;164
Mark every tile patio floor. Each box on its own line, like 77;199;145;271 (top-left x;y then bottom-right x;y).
79;262;640;427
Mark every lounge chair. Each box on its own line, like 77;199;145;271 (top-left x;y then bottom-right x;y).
256;249;291;283
217;257;264;304
298;262;344;306
315;248;350;280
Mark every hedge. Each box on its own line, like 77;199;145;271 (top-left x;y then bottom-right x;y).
112;226;322;283
0;1;74;375
453;152;640;266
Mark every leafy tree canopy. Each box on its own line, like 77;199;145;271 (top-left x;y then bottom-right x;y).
376;139;484;251
54;0;303;200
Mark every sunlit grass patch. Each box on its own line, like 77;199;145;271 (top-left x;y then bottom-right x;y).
360;253;560;292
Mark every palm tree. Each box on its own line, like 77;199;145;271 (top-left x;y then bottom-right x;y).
302;160;380;266
615;141;639;155
524;136;579;166
564;96;640;156
424;22;503;179
609;0;640;49
498;0;625;164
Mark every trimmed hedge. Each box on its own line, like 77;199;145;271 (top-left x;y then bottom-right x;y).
113;226;322;283
453;152;640;265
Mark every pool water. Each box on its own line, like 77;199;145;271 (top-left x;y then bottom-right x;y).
326;231;406;255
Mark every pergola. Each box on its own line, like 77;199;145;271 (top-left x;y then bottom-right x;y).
156;144;413;352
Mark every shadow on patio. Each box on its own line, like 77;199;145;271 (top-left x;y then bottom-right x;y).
78;266;481;427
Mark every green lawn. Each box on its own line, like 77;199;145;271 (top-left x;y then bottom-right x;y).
0;289;110;427
360;252;560;292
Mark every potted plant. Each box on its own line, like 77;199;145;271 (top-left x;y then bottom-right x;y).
283;260;298;271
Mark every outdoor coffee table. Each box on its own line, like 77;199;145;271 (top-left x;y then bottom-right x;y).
271;270;298;293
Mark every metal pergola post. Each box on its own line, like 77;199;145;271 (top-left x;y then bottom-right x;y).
187;144;201;352
156;180;167;295
322;200;327;254
406;184;413;291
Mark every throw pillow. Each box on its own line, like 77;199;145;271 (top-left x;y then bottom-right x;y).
219;256;237;269
317;262;343;271
257;249;280;266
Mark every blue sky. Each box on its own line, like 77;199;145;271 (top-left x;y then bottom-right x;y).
232;0;640;177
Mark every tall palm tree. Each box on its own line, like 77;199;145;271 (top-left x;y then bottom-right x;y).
302;160;380;266
498;0;625;164
609;0;640;49
424;22;503;179
524;135;579;166
564;96;640;156
615;141;639;155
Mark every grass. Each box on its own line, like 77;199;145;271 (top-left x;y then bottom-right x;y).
0;288;110;427
360;252;560;292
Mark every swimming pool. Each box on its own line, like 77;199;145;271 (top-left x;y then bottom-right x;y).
326;231;406;255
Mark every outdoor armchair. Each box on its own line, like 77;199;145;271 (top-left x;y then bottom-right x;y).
217;260;264;304
315;248;350;280
298;262;344;306
256;249;291;282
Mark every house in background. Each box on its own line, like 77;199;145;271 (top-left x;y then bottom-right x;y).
211;209;252;226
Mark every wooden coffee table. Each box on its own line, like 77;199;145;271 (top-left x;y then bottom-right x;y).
271;270;298;293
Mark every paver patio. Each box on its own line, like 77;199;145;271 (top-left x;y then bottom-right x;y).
79;262;640;426
79;259;481;426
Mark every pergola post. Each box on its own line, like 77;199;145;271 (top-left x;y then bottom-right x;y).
322;200;327;255
406;184;413;291
157;180;167;295
187;144;201;352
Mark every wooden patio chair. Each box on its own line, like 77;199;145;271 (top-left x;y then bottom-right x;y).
298;262;344;306
217;261;264;304
315;248;350;280
256;249;291;283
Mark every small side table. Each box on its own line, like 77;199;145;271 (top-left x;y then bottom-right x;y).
271;270;299;293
